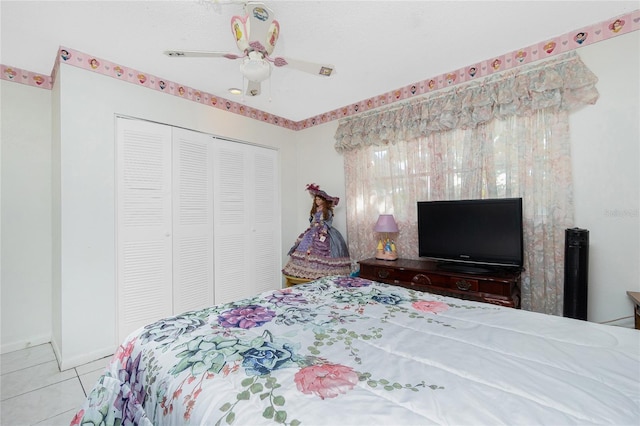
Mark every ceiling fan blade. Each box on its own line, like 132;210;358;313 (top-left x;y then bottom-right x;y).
271;57;336;77
164;50;243;60
264;20;280;55
246;80;261;97
244;2;276;52
230;16;250;52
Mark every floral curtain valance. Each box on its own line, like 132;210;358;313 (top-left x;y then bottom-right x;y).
334;52;599;153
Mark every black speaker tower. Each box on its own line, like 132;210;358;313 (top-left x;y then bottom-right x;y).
563;228;589;320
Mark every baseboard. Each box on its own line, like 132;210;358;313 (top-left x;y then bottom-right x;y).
50;337;62;368
0;334;51;355
38;338;115;371
599;316;635;328
57;345;116;371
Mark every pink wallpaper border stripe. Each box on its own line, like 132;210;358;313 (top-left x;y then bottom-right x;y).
2;10;638;131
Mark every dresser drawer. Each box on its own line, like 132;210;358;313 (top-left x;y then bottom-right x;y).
407;272;447;292
362;265;395;281
476;280;514;297
361;265;445;286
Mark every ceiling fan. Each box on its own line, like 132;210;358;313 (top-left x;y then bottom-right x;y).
164;1;336;97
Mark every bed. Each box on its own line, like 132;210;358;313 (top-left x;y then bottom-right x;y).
72;276;640;425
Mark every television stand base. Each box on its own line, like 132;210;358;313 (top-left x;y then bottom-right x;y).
436;262;492;275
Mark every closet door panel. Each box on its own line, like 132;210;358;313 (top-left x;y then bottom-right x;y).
213;141;250;304
116;118;173;342
251;149;280;294
172;128;214;314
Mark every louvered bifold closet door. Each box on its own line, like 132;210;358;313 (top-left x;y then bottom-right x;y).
213;140;248;304
251;149;280;295
116;118;173;342
172;128;214;314
213;139;280;304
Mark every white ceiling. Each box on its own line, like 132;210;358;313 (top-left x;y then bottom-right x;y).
1;0;637;122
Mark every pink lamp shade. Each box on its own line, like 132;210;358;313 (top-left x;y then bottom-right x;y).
374;214;399;233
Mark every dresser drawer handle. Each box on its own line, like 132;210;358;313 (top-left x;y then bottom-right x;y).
377;269;390;279
456;280;472;291
412;274;431;286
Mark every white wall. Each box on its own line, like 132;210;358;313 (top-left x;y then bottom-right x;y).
284;121;347;261
571;31;639;325
1;81;53;352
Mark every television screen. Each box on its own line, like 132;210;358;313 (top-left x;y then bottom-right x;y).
417;198;523;272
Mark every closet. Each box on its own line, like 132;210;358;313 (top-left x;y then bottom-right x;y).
115;117;280;342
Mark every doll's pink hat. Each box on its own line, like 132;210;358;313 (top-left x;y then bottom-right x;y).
306;183;340;206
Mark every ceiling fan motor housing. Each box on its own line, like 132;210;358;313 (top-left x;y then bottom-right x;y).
240;51;271;82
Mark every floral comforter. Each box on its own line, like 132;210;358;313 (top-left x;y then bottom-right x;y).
73;276;640;425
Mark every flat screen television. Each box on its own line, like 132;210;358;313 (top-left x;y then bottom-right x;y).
417;198;523;274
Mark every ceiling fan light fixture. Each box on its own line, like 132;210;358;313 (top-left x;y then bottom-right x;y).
240;57;271;82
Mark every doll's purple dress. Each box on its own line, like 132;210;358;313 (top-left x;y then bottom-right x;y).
282;210;351;279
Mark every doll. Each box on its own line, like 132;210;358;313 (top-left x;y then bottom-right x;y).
282;184;351;279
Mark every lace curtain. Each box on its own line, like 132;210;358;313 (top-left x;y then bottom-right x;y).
334;53;599;315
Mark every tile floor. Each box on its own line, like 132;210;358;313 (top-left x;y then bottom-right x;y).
0;343;111;425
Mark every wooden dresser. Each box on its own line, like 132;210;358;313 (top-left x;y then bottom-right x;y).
627;291;640;330
358;258;521;308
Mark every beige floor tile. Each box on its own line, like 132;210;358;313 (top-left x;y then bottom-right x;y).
78;369;105;396
0;378;85;425
74;355;110;376
33;408;78;426
0;344;56;375
1;360;77;401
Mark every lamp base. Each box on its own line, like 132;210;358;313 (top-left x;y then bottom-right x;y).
375;250;398;261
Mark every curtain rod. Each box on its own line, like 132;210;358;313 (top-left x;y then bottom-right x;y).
340;51;579;123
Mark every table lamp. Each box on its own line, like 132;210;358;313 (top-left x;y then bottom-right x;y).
374;214;399;260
